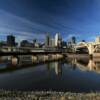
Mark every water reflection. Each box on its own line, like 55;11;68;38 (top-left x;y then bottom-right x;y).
1;55;100;74
1;55;100;92
54;62;62;77
69;57;100;73
1;55;100;75
0;56;63;75
0;56;64;91
46;61;62;77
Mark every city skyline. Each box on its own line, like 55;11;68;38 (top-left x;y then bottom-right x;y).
0;0;100;42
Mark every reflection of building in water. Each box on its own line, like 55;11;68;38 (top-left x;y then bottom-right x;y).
71;58;77;70
0;56;12;61
54;62;62;77
46;62;51;72
46;61;62;77
11;55;33;66
0;56;9;62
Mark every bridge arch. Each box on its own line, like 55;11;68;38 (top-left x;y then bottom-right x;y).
77;42;89;47
75;42;95;55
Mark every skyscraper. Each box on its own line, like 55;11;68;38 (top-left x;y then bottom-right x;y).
7;35;16;46
55;33;62;47
71;36;76;44
45;33;50;47
55;33;59;47
50;38;55;47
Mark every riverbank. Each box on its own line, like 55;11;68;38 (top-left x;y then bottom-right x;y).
0;90;100;100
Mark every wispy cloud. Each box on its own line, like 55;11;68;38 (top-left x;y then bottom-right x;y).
0;9;60;34
0;9;50;42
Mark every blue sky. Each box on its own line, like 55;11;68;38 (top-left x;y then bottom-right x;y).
0;0;100;42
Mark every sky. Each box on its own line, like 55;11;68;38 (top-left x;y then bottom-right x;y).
0;0;100;43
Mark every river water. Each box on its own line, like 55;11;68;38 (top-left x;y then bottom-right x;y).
0;56;100;92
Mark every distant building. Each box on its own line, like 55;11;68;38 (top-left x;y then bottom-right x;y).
81;40;86;42
67;36;76;52
0;41;7;47
45;33;62;48
61;41;67;48
34;42;41;48
70;36;76;44
55;33;59;47
50;39;55;47
95;36;100;43
20;40;33;47
33;39;37;46
55;33;62;48
67;41;71;47
45;33;50;47
67;36;76;47
7;35;16;46
58;38;62;48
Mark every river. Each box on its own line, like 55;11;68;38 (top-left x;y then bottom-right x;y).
0;55;100;92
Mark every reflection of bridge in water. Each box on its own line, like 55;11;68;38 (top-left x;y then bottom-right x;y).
70;57;100;73
0;55;63;77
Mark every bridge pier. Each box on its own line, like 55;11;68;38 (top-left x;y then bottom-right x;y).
75;42;96;58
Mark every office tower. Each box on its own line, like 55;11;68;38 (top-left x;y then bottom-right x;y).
45;33;50;47
7;35;16;46
50;38;55;47
33;39;37;44
55;33;59;47
71;36;76;44
55;33;62;47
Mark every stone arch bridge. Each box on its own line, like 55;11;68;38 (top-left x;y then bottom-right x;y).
75;42;100;55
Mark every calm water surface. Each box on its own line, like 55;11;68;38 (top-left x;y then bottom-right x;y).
0;56;100;92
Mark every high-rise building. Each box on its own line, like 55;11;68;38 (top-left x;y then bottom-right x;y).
71;36;76;44
55;33;59;47
45;33;50;47
7;35;16;46
61;41;67;48
50;38;55;47
95;36;100;43
55;33;62;47
33;39;37;44
0;41;7;47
